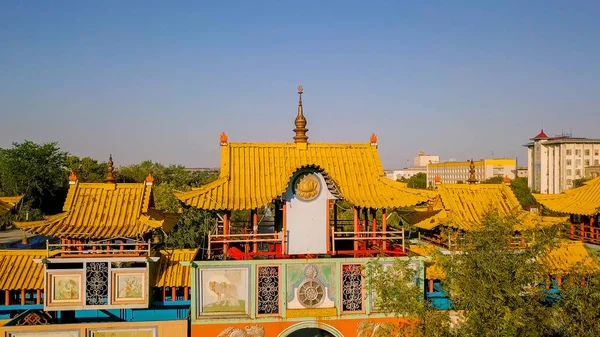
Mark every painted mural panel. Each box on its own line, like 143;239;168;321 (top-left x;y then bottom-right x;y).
88;327;156;337
7;332;79;337
200;268;249;315
111;270;148;305
287;263;335;309
47;271;84;307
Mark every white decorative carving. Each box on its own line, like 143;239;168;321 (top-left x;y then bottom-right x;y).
217;325;265;337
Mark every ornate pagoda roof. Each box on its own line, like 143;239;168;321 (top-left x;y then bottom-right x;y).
14;158;180;239
153;248;199;288
0;195;24;217
533;176;600;216
175;87;434;210
539;240;599;276
412;183;567;231
531;128;549;140
0;250;46;291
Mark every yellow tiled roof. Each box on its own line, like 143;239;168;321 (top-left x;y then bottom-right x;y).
14;182;180;239
410;244;446;280
413;184;566;231
406;208;447;230
0;250;46;290
175;143;435;210
0;195;24;217
153;248;198;287
534;176;600;216
539;240;599;276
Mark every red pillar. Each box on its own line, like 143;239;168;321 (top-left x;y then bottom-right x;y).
223;211;230;256
4;290;9;305
382;208;388;251
171;287;177;301
162;286;166;301
20;289;25;305
353;207;360;256
184;287;189;300
36;289;41;304
428;279;434;293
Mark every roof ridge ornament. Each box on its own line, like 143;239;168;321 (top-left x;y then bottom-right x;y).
106;154;116;183
370;133;378;147
467;159;478;184
220;132;228;146
293;85;308;144
68;171;78;184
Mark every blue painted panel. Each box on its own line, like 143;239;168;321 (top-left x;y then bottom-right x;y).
73;307;190;322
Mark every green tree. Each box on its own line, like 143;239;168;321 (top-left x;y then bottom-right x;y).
66;155;107;182
163;208;215;249
443;211;559;337
366;258;451;337
0;141;68;214
572;178;589;188
553;267;600;337
407;172;428;189
510;177;538;210
480;176;504;184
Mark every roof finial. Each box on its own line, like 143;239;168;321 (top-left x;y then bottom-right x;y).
68;171;78;184
106;154;116;183
370;133;378;146
293;85;308;144
220;132;228;146
467;158;478;184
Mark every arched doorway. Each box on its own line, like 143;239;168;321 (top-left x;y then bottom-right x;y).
278;322;344;337
286;328;335;337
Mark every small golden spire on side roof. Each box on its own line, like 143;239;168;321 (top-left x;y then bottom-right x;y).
106;154;116;183
467;158;478;184
220;132;228;146
68;171;77;184
504;175;511;185
293;85;308;144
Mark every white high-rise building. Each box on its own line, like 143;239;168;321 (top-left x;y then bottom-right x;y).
524;129;600;194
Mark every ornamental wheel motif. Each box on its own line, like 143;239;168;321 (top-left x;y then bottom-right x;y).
298;280;325;308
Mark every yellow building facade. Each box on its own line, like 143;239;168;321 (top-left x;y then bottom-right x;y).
427;158;516;186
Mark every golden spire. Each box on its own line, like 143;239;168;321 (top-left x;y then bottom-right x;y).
467;159;478;184
293;85;308;144
106;154;116;183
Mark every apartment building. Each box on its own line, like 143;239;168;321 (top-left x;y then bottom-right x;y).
525;129;600;194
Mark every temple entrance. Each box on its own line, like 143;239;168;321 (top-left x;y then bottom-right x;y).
286;328;337;337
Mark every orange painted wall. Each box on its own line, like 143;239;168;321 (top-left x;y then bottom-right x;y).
0;319;187;337
192;317;414;337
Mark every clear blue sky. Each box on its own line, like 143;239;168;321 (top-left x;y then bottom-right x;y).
1;1;599;169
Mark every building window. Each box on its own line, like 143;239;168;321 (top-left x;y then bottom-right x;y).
341;264;363;312
575;169;581;176
566;149;572;155
566;169;572;176
596;159;600;165
585;149;590;156
566;159;572;166
585;160;590;166
595;150;599;156
576;159;581;166
257;266;280;315
576;149;581;156
567;179;572;185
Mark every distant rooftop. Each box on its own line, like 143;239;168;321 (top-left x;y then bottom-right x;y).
525;129;600;147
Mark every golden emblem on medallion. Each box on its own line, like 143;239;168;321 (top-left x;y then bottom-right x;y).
294;173;320;201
